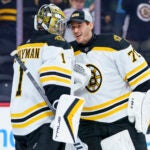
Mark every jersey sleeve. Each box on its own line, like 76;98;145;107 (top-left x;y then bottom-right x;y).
39;44;74;104
114;43;150;90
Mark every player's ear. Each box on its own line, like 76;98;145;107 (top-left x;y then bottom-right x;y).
89;22;94;30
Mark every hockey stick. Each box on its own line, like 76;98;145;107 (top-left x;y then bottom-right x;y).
10;50;87;150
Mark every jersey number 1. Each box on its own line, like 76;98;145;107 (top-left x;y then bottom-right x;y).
16;66;24;96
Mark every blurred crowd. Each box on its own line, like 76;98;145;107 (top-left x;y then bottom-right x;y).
0;0;150;102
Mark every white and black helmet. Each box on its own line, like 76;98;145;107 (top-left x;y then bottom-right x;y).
34;4;66;35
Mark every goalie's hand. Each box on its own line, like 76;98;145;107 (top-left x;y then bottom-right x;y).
128;91;150;134
73;63;91;92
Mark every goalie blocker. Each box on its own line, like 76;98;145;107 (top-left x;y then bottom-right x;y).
50;94;85;144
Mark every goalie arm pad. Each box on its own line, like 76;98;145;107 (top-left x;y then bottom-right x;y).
73;63;91;92
128;90;150;134
50;94;85;144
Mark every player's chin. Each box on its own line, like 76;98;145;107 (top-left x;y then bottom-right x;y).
76;36;84;44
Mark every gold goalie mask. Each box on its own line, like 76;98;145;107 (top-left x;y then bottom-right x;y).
34;4;66;35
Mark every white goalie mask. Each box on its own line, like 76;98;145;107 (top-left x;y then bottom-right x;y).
34;4;66;35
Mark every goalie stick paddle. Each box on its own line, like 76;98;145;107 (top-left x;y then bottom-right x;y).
10;50;87;150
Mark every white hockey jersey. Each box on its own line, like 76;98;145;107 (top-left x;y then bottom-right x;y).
70;34;150;123
10;31;74;135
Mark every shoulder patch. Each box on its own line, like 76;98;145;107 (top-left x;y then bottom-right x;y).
113;35;122;42
55;35;65;41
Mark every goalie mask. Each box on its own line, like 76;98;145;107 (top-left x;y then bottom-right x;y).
34;4;66;35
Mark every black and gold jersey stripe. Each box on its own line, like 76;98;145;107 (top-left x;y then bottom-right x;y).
11;101;54;128
81;92;130;121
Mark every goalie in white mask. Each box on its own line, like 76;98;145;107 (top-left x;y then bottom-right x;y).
67;9;150;150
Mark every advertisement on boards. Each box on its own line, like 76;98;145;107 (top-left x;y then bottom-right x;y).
0;105;15;150
146;134;150;150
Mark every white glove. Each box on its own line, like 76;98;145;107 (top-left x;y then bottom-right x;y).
73;63;91;92
128;91;150;134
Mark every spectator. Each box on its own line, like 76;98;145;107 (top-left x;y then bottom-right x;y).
50;0;70;10
101;0;117;33
0;0;16;55
122;0;150;51
35;0;70;10
23;0;38;42
85;0;95;21
0;0;16;76
0;0;16;101
113;0;126;36
84;0;94;9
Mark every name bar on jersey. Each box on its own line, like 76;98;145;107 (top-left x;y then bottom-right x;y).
17;43;46;59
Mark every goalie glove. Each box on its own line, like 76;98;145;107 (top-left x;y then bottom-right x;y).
73;63;91;92
128;91;150;134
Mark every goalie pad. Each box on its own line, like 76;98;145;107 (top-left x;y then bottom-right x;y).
101;130;135;150
73;63;91;92
128;91;150;134
50;94;85;144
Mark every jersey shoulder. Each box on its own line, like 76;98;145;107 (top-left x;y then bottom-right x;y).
29;31;71;50
94;33;130;51
70;34;131;53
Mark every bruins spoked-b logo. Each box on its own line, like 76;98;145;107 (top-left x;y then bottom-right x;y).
86;64;102;93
